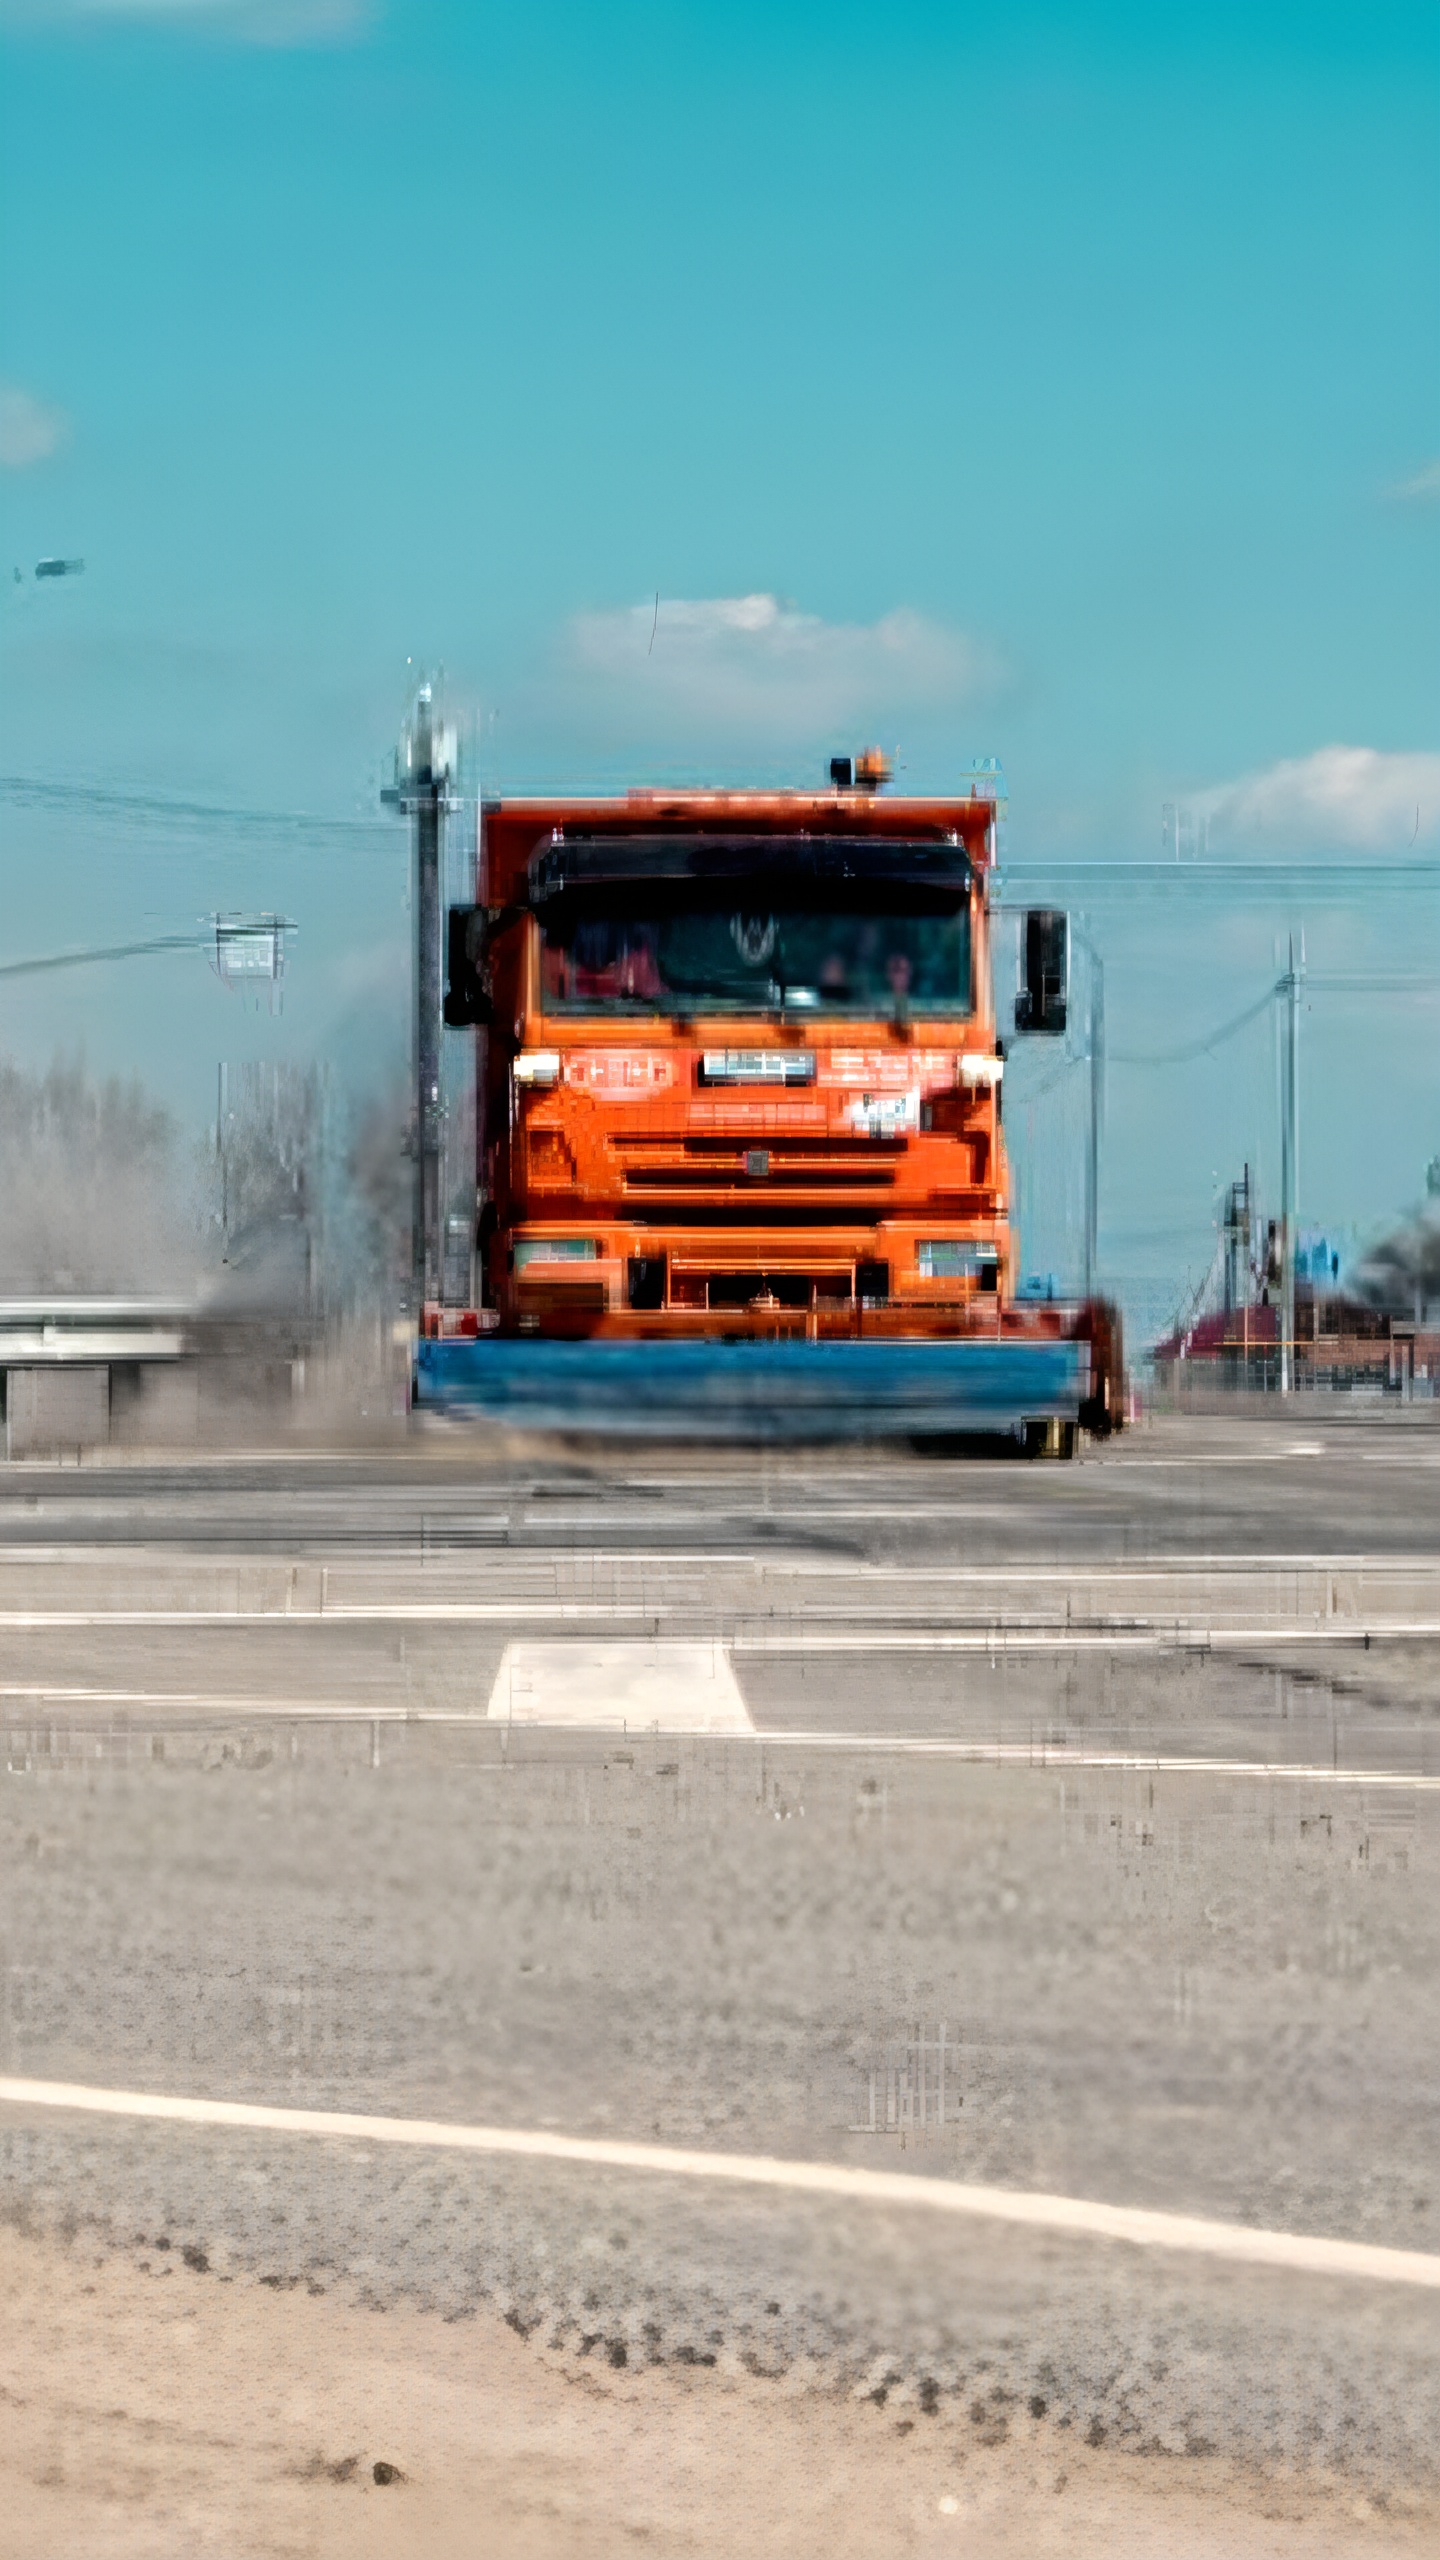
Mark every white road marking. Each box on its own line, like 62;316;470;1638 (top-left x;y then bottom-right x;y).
1;1688;1434;1788
1;1614;1436;1651
0;1549;1431;1574
740;1555;1437;1577
0;1685;400;1719
0;1546;727;1564
729;1626;1440;1650
744;1733;1440;1789
0;2075;1434;2291
1102;1448;1440;1467
486;1639;753;1732
0;1606;657;1627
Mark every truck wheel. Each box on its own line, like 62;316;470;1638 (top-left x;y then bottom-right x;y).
1024;1418;1077;1460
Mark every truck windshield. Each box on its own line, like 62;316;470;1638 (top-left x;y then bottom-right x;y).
540;898;972;1017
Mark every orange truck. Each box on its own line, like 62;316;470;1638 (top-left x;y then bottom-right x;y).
421;759;1122;1446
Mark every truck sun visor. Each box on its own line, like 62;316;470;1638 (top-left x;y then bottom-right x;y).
528;834;973;907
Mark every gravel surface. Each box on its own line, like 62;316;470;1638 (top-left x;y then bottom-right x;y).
4;1711;1437;2487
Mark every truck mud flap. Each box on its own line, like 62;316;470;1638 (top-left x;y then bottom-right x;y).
414;1336;1090;1444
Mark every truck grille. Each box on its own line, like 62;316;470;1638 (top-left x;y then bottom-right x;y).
624;1166;894;1193
618;1135;897;1197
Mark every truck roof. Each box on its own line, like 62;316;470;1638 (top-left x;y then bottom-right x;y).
480;790;997;905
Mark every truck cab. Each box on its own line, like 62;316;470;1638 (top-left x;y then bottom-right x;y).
460;780;1027;1343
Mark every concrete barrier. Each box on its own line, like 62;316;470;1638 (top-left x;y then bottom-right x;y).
4;1365;110;1460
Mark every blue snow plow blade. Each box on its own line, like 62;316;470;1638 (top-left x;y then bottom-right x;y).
414;1334;1088;1442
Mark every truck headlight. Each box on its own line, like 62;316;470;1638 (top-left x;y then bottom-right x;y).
513;1051;562;1088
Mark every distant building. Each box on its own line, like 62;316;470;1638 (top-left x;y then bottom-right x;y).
1151;1182;1438;1396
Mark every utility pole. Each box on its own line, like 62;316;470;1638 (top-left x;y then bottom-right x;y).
1060;917;1105;1302
217;1063;229;1262
384;683;454;1314
1084;942;1105;1302
1279;933;1302;1395
1222;1164;1252;1317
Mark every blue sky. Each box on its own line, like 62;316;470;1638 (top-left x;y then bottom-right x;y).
1;0;1437;1315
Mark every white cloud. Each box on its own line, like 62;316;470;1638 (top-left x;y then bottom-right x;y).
561;594;998;744
1199;747;1440;851
1387;459;1440;503
0;385;67;470
0;0;369;38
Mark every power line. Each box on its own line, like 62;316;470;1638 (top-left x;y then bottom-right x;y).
1305;972;1440;994
0;933;209;982
999;858;1440;882
0;774;391;841
1110;967;1439;1067
1;916;295;985
1011;1051;1083;1106
1111;985;1277;1066
999;858;1440;903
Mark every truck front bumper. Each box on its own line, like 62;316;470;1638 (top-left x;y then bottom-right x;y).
413;1332;1089;1443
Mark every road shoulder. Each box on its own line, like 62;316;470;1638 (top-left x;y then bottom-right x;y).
1;2222;1432;2559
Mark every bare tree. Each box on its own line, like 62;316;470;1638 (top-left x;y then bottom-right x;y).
0;1054;198;1296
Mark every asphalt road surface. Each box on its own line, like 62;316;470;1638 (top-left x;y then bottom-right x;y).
1;1407;1437;2512
0;1403;1437;1561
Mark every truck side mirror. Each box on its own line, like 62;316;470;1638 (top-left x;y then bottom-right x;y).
1014;908;1068;1036
444;904;492;1027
